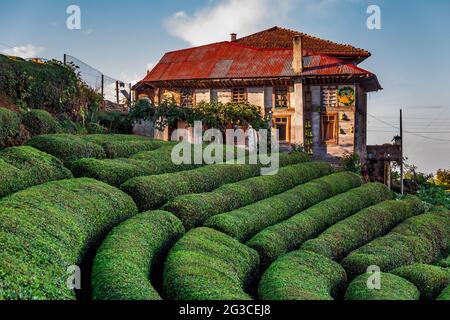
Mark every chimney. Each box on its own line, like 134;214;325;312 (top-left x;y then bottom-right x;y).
292;35;303;75
230;33;237;42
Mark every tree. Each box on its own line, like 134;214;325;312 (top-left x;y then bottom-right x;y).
436;169;450;186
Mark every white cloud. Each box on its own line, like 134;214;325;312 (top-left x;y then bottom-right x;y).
165;0;293;46
1;44;45;59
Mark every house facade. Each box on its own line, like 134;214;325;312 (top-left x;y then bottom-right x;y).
134;27;381;162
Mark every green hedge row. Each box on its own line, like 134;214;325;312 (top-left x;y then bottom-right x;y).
301;196;426;261
22;109;60;136
247;182;392;267
391;264;450;300
0;107;20;147
121;151;310;211
164;162;333;230
81;134;169;158
27;134;106;167
0;178;138;300
205;172;362;243
91;211;185;300
438;285;450;300
0;146;73;198
341;208;450;279
345;273;420;300
163;227;259;300
258;250;347;300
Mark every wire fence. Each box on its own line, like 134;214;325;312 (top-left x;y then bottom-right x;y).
64;54;131;107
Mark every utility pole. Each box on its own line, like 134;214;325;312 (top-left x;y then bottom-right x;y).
101;74;105;109
400;108;404;195
63;54;66;65
116;81;120;105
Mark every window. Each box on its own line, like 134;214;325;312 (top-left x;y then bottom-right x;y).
274;87;289;109
322;86;338;108
232;88;247;103
321;114;338;144
180;89;194;107
274;117;290;142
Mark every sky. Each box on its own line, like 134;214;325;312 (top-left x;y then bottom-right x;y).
0;0;449;174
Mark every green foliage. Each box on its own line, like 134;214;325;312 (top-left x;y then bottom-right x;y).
0;178;138;300
301;196;426;260
98;111;133;134
438;285;450;300
58;116;88;135
163;162;333;230
438;254;450;268
345;273;420;300
0;107;20;147
0;54;101;115
341;152;361;174
21;109;60;136
0;146;73;198
392;264;450;300
341;208;450;279
121;151;310;211
417;185;450;209
163;227;259;300
205;172;362;243
26;134;106;167
258;250;347;300
247;183;392;268
91;211;185;300
86;122;106;134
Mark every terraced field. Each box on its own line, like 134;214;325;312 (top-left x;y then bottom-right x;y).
1;134;449;301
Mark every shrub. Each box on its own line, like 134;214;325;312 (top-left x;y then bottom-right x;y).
438;254;450;268
91;211;185;300
81;134;168;158
21;109;60;136
341;208;450;279
0;107;20;147
301;196;426;261
26;134;106;167
121;151;310;211
98;111;133;134
438;285;450;300
163;227;259;300
391;264;450;300
0;146;73;198
86;122;106;134
205;172;362;243
58;117;88;135
163;162;333;230
258;250;347;300
0;178;138;300
417;185;450;209
247;183;392;268
345;273;420;300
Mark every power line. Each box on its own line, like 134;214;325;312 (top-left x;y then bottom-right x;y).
368;113;450;143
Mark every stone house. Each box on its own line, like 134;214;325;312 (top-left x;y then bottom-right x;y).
134;27;381;162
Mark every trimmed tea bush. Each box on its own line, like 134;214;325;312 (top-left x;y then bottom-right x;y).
341;209;450;279
122;151;310;211
438;285;450;300
247;183;392;267
0;146;73;198
258;250;347;300
163;227;259;300
27;134;106;167
0;107;20;147
205;172;362;242
92;211;185;300
0;178;138;300
392;264;450;300
164;162;333;230
345;273;420;300
22;109;60;136
301;196;426;260
81;134;168;158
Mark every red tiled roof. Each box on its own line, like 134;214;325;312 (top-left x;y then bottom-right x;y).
142;41;375;82
235;26;371;58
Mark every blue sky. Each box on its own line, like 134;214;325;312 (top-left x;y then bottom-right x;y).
1;0;449;173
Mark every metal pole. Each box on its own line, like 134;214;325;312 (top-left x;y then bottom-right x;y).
116;81;120;105
63;54;66;65
101;74;105;108
400;109;404;195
